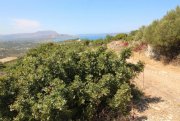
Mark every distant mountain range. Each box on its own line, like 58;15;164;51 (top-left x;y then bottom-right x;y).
0;31;122;42
0;31;78;42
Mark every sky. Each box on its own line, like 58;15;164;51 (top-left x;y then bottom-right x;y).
0;0;180;35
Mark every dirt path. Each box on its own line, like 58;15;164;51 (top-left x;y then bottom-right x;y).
0;57;17;63
107;41;180;121
130;53;180;121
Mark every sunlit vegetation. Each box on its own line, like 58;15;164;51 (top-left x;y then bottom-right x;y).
0;62;5;70
0;42;144;120
128;6;180;62
1;5;179;121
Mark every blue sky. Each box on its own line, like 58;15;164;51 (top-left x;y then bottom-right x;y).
0;0;180;35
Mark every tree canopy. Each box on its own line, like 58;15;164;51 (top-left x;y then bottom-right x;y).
127;6;180;61
144;6;180;61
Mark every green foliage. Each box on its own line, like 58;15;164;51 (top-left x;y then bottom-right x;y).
113;33;128;40
0;62;5;70
128;6;180;61
91;39;105;45
0;42;143;120
129;30;139;37
144;6;180;61
133;26;146;42
125;30;139;41
105;35;114;41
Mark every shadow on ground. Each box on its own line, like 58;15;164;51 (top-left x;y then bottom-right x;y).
135;116;148;121
131;95;164;121
133;95;163;112
131;84;164;113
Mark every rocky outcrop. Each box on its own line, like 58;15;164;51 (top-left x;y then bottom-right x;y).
145;45;160;59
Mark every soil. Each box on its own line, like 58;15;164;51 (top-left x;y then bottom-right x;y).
107;41;180;121
0;57;17;63
130;52;180;121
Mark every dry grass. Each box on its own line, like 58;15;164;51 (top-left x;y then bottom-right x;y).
131;52;180;73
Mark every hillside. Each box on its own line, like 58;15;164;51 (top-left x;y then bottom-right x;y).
0;31;78;58
0;31;78;42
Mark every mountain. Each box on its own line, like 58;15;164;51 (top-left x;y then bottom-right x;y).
0;31;78;42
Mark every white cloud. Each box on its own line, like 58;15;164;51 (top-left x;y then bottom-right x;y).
13;19;41;30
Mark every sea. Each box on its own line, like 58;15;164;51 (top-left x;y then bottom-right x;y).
54;33;117;42
78;34;107;40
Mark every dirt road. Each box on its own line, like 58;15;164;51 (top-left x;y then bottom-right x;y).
107;41;180;120
131;53;180;121
0;57;17;63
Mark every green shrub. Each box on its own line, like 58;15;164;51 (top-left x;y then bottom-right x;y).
133;26;146;42
0;62;5;70
0;42;143;120
114;33;128;40
144;6;180;61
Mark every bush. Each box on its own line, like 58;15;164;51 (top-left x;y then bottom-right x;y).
0;62;5;70
114;33;128;40
144;6;180;61
0;42;143;120
133;26;146;42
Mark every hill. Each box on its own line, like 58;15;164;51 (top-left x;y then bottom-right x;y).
0;31;78;42
0;31;78;58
